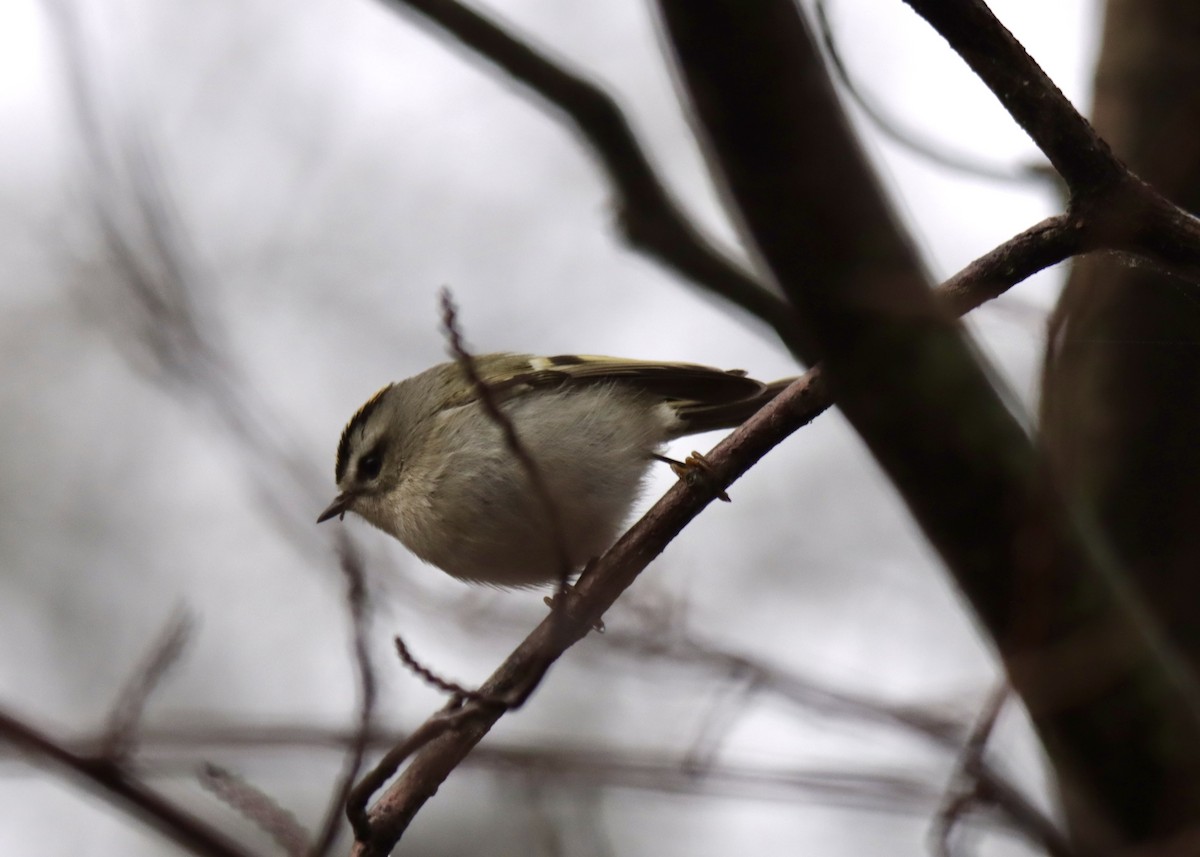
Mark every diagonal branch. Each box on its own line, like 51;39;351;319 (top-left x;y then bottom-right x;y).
379;0;805;355
815;0;1052;186
199;764;310;856
309;538;378;857
901;0;1124;194
100;608;193;762
0;705;256;857
440;289;573;593
347;210;1087;855
903;0;1200;282
658;1;1200;852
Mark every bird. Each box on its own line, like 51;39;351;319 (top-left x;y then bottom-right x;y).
317;353;782;587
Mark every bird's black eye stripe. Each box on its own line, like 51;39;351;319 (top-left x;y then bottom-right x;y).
357;447;384;480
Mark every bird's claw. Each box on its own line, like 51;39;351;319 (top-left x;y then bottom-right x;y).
666;451;730;502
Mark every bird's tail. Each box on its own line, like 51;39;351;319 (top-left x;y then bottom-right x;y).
671;377;799;437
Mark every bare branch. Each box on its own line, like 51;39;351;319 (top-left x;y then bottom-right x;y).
199;763;311;857
345;702;476;840
0;706;256;857
657;4;1200;851
931;685;1011;857
101;608;193;762
440;288;573;595
380;0;806;355
929;687;1075;857
901;0;1200;285
347;366;827;854
36;717;1043;840
393;635;493;703
345;204;1095;853
814;0;1053;186
309;538;378;857
603;626;966;746
679;673;758;776
42;0;341;561
900;0;1123;194
936;215;1082;317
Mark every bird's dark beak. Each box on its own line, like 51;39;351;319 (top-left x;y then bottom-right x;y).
316;493;352;524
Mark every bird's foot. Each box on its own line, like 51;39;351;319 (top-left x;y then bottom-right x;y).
655;451;730;502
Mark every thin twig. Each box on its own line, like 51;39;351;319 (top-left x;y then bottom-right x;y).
101;607;193;761
439;287;573;597
930;684;1010;857
969;769;1077;857
0;705;255;857
382;0;806;356
603;626;966;745
198;763;311;857
394;634;493;703
680;672;759;776
309;537;378;857
345;702;473;840
930;683;1076;857
815;0;1051;186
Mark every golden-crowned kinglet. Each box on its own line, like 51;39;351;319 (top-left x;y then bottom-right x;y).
317;353;781;586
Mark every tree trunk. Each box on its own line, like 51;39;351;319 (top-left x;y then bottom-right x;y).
1041;0;1200;847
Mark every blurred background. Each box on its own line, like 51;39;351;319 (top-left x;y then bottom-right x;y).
0;0;1099;853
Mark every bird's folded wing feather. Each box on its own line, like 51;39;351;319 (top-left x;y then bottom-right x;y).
502;354;765;405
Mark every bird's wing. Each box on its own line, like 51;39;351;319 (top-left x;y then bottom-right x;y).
499;354;765;405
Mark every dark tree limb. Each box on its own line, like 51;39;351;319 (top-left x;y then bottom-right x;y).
343;0;1200;853
378;0;806;355
902;0;1125;193
904;0;1200;282
0;706;256;857
1039;0;1200;848
655;1;1200;854
815;0;1052;186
